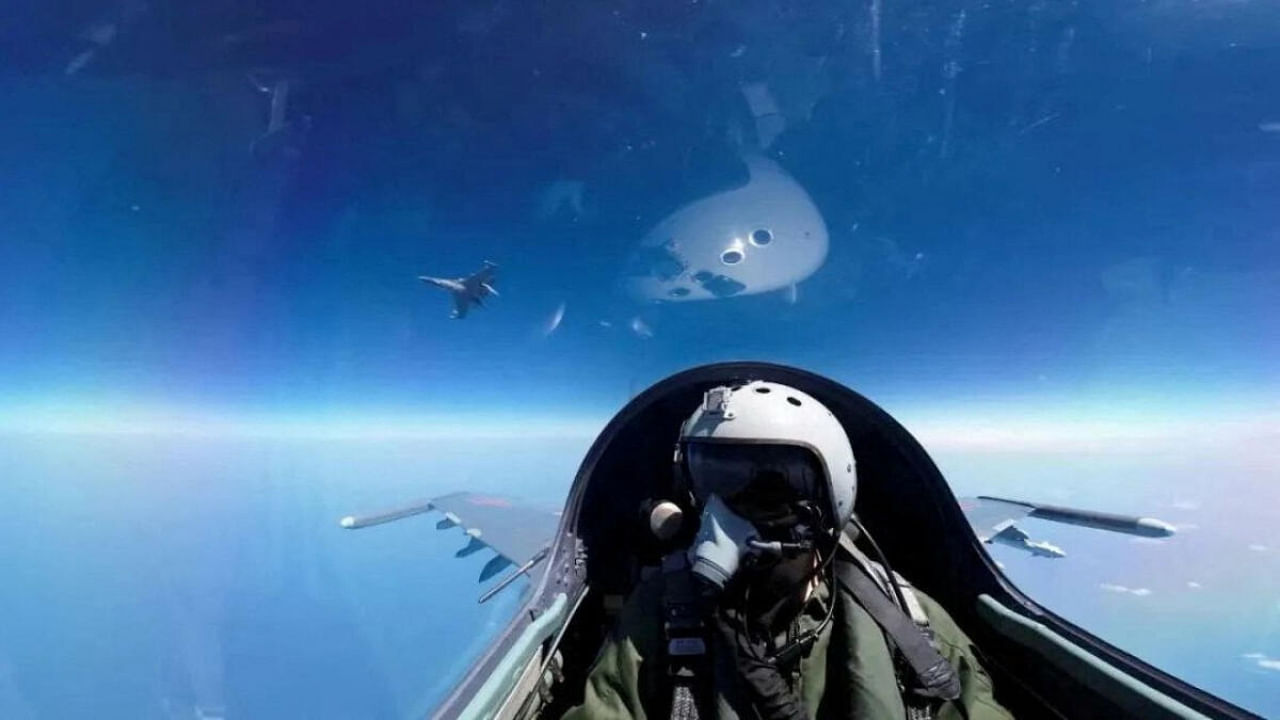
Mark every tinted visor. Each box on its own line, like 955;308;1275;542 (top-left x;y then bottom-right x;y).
683;442;825;525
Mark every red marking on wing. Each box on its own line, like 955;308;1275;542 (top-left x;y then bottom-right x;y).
469;495;513;508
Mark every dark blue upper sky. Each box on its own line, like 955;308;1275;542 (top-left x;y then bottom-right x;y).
1;0;1277;418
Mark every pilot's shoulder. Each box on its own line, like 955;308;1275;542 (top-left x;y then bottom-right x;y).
839;559;974;650
914;588;1014;720
910;587;973;647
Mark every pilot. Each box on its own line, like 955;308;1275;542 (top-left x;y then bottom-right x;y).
561;381;1013;720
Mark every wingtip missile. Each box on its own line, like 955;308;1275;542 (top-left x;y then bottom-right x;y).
1137;517;1177;537
978;496;1178;539
337;500;435;529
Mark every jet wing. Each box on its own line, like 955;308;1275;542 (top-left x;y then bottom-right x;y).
963;495;1176;537
959;496;1037;542
960;495;1177;557
462;263;497;293
991;522;1031;544
428;491;560;569
340;491;560;593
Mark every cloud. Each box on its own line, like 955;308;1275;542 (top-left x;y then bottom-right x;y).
1100;583;1152;597
1170;499;1200;511
1130;537;1166;545
1242;653;1280;673
1248;544;1269;552
1186;581;1202;589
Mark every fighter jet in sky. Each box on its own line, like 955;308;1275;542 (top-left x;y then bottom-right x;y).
247;70;310;159
336;362;1246;720
418;261;499;319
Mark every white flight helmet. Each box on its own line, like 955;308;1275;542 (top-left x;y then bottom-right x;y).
677;380;857;534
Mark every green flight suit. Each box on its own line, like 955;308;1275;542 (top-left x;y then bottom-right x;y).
561;569;1013;720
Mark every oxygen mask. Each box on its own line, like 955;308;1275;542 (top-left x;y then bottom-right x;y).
682;443;827;591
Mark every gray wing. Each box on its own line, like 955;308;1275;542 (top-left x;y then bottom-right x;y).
339;491;560;593
958;496;1036;542
428;491;560;572
961;495;1177;539
462;263;497;293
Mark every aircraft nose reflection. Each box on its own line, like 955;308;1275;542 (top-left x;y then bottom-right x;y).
622;156;829;302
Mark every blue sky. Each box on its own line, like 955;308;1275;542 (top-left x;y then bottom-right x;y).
2;31;1278;415
2;0;1279;717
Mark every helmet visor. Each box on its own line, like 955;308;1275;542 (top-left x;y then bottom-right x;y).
683;442;825;525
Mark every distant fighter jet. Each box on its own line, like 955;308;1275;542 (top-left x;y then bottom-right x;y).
418;261;499;319
248;71;310;159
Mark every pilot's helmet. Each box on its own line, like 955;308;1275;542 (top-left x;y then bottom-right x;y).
676;381;856;535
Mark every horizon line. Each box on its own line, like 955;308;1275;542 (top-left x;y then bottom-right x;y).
2;400;1276;450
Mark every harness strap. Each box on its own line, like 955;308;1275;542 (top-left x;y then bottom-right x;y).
860;566;937;720
662;552;711;720
670;678;702;720
833;538;962;706
854;551;934;639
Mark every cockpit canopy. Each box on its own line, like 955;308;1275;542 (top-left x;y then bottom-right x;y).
560;362;988;606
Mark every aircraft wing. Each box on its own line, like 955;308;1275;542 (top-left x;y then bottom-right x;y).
959;496;1037;542
340;491;560;589
428;491;560;569
990;522;1031;544
960;495;1177;544
462;263;497;293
